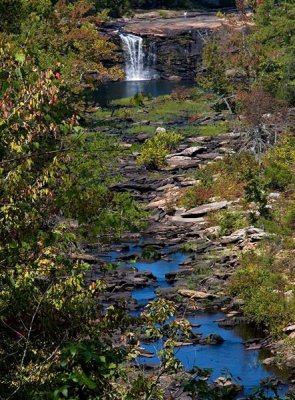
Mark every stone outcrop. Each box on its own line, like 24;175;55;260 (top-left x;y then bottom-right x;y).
181;201;228;218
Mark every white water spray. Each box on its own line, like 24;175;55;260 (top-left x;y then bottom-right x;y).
119;33;157;81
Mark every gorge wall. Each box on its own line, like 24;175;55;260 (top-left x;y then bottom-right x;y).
145;30;208;80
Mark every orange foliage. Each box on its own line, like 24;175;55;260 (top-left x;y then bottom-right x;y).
236;86;288;127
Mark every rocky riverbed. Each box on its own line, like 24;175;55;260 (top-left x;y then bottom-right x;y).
79;97;295;397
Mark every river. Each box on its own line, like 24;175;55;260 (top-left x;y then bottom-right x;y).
99;240;288;398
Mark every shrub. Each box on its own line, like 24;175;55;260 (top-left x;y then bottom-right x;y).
236;86;287;127
159;10;168;18
263;162;293;190
244;171;269;219
180;175;244;209
264;136;295;167
208;210;247;236
179;186;214;209
137;132;183;169
213;176;244;200
131;92;145;107
171;87;192;101
229;252;294;333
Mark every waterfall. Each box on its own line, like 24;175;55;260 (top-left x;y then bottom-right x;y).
119;33;157;81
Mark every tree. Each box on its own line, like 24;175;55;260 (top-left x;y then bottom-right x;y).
0;38;143;398
4;0;123;97
94;0;131;17
0;0;23;33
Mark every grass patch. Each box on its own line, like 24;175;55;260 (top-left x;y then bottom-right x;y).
111;96;137;107
127;125;156;135
197;121;230;137
173;125;202;136
91;108;112;120
136;98;212;123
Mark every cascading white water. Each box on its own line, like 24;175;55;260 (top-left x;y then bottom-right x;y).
119;33;157;81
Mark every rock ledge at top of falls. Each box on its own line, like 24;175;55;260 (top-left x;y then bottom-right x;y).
120;11;253;37
121;12;225;37
181;201;228;218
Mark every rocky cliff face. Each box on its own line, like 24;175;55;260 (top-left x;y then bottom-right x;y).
101;11;226;81
146;30;209;80
104;28;213;81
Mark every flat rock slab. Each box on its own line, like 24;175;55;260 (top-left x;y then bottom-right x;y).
198;152;221;160
181;201;228;218
171;213;206;224
165;155;200;170
122;12;226;37
178;289;216;299
70;253;98;264
283;324;295;334
168;146;207;157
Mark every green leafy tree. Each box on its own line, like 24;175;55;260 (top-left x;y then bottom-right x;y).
0;41;142;398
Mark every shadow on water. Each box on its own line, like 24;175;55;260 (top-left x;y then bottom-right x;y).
92;80;193;106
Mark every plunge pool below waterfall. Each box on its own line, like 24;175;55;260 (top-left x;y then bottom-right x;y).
92;80;193;106
98;243;289;398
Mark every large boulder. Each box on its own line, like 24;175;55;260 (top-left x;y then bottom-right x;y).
200;333;224;345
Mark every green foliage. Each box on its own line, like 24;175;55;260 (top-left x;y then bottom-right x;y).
0;0;23;33
199;37;232;96
197;121;230;137
244;171;269;220
3;0;123;97
94;0;132;17
0;39;145;398
52;341;125;399
132;91;145;107
58;132;147;240
253;0;295;103
229;252;295;333
208;210;248;236
263;162;293;191
137;131;183;168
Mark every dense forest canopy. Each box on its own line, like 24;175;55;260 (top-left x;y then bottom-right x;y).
0;0;236;23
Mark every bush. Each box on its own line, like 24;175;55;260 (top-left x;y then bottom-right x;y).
180;186;214;209
171;87;192;101
263;162;293;190
244;171;269;219
131;92;145;107
137;132;183;169
229;252;294;333
208;210;247;236
180;175;244;209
